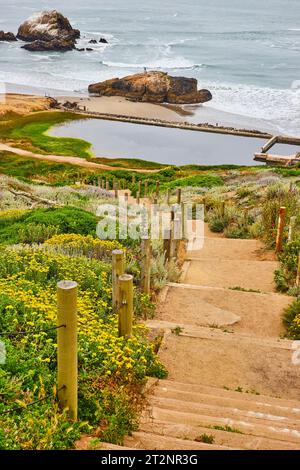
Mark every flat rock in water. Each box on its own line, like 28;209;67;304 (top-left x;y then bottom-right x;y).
0;31;17;41
22;39;75;52
88;71;212;104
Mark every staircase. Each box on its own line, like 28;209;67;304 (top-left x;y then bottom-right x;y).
123;224;299;450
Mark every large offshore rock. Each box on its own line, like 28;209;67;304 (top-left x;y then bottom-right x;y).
88;71;212;104
17;10;80;43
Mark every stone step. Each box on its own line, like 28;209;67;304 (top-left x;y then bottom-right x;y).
187;237;273;261
183;259;278;292
146;320;294;350
154;379;300;413
157;284;291;336
155;332;300;400
150;396;300;431
150;406;300;444
124;431;236;450
140;420;300;450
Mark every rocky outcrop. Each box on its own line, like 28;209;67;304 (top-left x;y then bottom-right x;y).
88;71;212;104
99;38;108;44
17;10;79;51
0;31;17;41
22;38;75;52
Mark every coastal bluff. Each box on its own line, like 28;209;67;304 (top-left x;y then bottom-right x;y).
88;72;212;104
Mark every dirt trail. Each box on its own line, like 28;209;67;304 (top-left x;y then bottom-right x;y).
0;142;159;174
124;223;299;450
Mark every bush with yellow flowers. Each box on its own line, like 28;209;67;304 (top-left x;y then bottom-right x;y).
0;244;167;449
45;233;123;261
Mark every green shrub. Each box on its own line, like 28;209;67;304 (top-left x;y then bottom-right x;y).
18;223;59;244
208;215;229;233
224;224;250;239
162;174;223;191
0;207;97;244
275;237;300;293
283;297;300;339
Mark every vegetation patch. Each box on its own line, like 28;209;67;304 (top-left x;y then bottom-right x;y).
0;112;92;158
283;297;300;339
0;207;98;245
0;244;167;449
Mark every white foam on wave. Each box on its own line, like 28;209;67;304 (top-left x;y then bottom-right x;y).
100;58;202;70
203;81;300;135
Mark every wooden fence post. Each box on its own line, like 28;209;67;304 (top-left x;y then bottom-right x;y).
276;206;286;253
144;180;148;196
118;274;133;339
156;181;160;198
181;202;186;239
177;188;182;205
57;280;78;421
115;180;118;199
138;180;142;197
106;180;110;191
296;253;300;287
166;189;171;205
112;250;125;311
98;177;101;188
141;238;151;295
288;216;297;243
163;229;171;262
136;191;140;204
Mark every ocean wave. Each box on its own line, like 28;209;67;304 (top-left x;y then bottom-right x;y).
100;58;203;70
202;81;300;135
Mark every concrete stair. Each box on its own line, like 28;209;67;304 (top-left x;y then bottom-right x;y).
124;379;300;450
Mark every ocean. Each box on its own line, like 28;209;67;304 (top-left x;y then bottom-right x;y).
1;0;300;134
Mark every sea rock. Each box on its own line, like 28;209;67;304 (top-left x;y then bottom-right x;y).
17;10;80;42
88;71;212;104
99;38;108;44
22;38;75;52
88;39;97;44
0;31;17;41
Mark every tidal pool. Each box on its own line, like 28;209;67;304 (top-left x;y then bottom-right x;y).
51;118;282;166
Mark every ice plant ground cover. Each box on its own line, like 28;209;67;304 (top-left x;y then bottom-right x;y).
0;237;166;449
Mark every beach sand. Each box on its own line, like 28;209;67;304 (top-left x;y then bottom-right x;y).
56;95;278;134
2;82;279;134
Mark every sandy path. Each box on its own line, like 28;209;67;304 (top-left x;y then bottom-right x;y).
154;224;295;396
0;142;159;173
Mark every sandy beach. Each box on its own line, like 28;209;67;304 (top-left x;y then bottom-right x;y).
56;95;279;134
2;81;281;135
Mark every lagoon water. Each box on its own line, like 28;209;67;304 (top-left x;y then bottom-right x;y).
1;0;300;135
51;119;269;166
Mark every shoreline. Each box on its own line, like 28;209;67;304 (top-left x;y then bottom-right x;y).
2;82;286;136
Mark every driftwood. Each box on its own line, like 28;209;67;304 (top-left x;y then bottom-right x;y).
2;186;57;206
